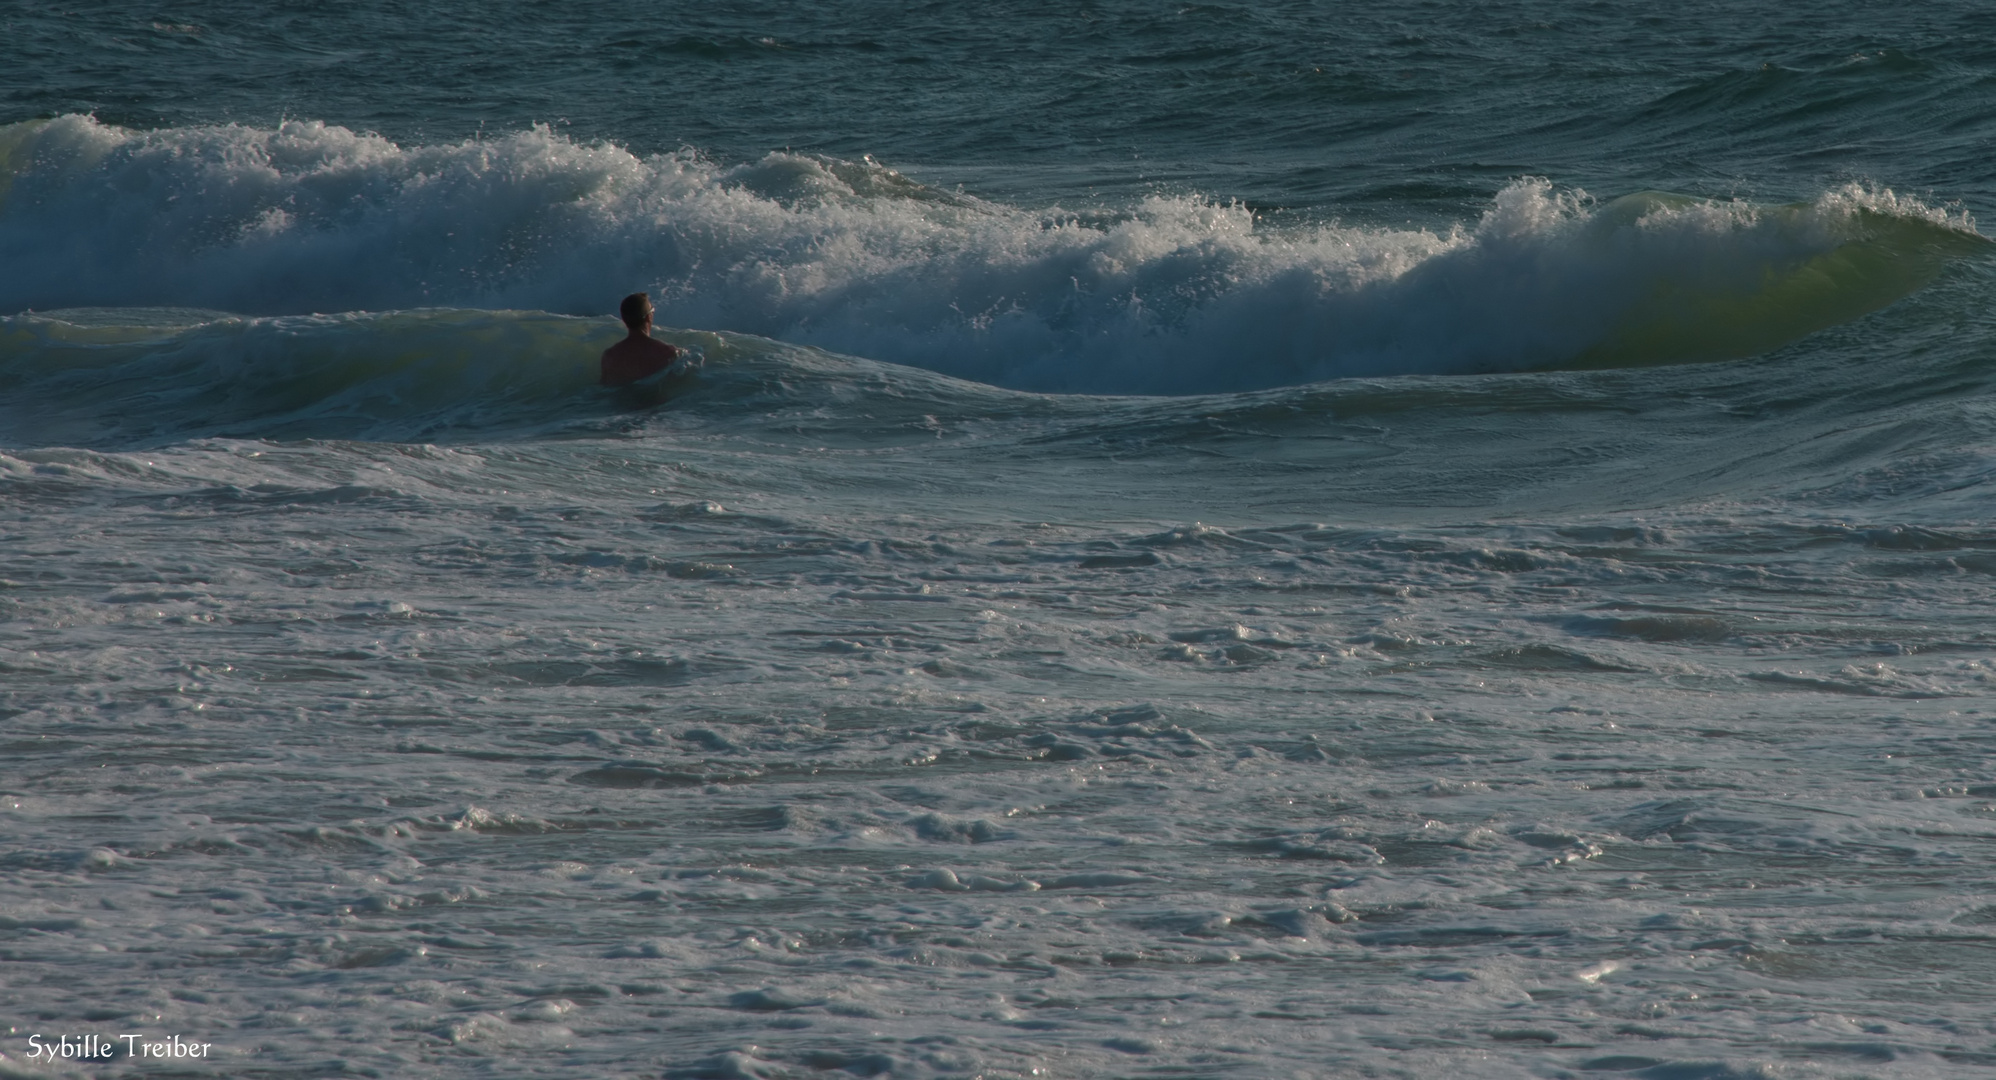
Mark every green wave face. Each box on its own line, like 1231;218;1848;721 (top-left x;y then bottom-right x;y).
1572;191;1989;370
0;309;626;446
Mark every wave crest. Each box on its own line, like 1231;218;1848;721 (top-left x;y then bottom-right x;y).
0;115;1981;394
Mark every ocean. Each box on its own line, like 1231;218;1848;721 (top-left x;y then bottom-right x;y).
4;2;1996;1077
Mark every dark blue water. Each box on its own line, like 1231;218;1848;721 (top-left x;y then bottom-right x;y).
12;1;1996;214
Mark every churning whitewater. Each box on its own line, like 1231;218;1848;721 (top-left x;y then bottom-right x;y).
2;115;1981;395
7;3;1996;1079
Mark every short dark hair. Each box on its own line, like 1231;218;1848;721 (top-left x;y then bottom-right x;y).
619;292;652;329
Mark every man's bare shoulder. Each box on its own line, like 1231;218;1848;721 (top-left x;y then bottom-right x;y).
601;334;680;385
602;336;678;360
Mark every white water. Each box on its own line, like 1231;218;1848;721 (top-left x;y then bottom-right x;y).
6;418;1996;1077
3;116;1976;393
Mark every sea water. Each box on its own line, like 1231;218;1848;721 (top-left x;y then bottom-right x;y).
4;3;1996;1077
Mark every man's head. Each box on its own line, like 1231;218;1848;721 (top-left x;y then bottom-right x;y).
619;292;653;331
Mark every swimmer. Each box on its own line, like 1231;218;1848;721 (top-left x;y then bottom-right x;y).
600;292;680;386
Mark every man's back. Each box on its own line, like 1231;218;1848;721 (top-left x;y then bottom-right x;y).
601;334;678;386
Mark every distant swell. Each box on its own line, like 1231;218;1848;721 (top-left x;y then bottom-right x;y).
1;115;1983;394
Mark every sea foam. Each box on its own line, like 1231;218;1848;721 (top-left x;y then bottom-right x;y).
1;115;1979;394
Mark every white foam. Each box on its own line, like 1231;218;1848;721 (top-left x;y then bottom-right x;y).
1;116;1976;394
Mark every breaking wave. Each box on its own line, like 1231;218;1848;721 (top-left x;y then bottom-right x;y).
1;115;1983;394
